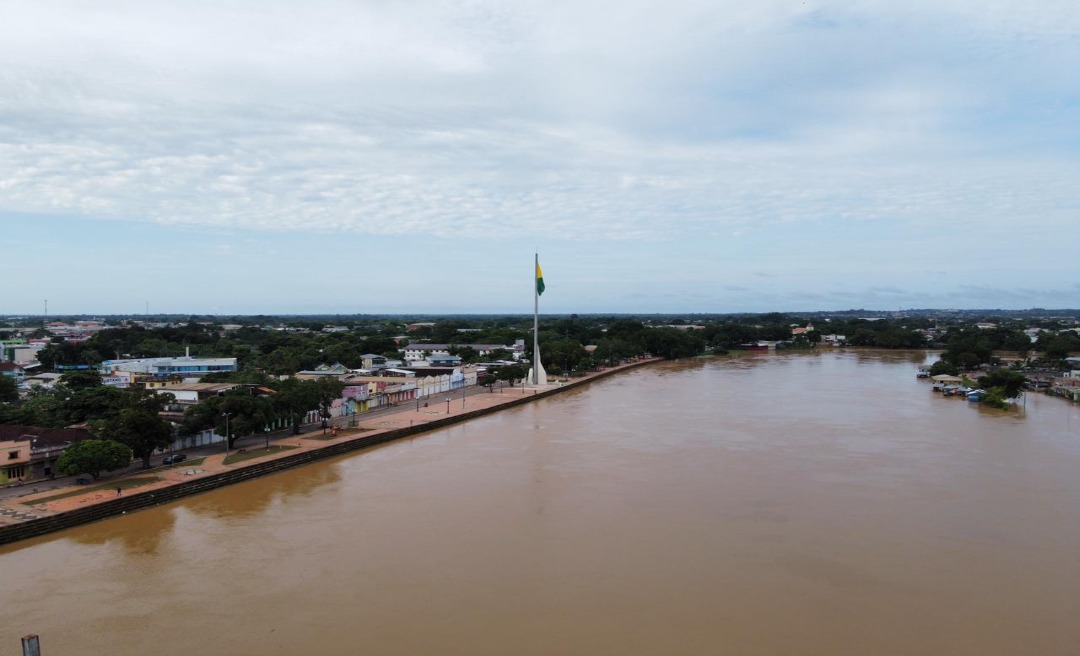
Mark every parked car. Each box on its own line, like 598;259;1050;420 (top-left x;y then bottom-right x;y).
162;454;188;465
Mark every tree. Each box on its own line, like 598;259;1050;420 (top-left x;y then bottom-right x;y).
991;329;1034;353
59;369;103;389
12;387;70;427
312;377;345;426
100;407;175;469
201;368;274;386
64;385;126;424
543;338;588;375
96;391;176;469
485;348;513;361
1037;331;1080;360
0;381;128;428
928;360;959;376
939;328;993;368
363;335;400;356
451;345;480;363
56;439;133;479
873;327;923;349
641;327;705;359
432;321;464;343
705;323;757;349
493;364;526;387
36;342;99;369
0;375;18;403
180;389;277;448
226;394;276;441
977;369;1028;400
478;373;496;391
592;338;641;365
272;378;320;434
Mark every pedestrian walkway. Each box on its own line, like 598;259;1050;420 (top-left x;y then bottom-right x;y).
0;506;41;522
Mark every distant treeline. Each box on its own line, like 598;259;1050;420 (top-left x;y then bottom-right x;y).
6;314;1077;380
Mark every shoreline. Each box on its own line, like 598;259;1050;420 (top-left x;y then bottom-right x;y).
0;358;661;548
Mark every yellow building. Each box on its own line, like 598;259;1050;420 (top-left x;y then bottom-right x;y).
1;438;31;484
0;427;93;482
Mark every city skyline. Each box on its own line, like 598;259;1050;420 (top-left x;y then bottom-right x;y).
2;2;1078;314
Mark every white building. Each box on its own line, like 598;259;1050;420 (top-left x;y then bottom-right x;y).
154;382;243;407
100;356;238;378
403;341;525;363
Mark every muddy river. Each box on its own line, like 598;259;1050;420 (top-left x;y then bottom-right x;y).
2;351;1079;655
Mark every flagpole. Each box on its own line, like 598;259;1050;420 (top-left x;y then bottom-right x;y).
533;252;539;385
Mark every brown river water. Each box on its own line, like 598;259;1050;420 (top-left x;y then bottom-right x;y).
2;351;1079;656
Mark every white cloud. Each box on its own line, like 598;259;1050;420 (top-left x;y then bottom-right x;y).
1;0;1078;311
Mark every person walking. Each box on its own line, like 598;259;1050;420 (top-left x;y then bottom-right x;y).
116;486;122;497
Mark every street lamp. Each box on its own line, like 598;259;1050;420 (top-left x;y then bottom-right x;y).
446;397;450;414
222;412;231;457
264;425;271;450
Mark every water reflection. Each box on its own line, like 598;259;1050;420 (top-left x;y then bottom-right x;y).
69;506;177;555
851;348;934;365
185;462;342;519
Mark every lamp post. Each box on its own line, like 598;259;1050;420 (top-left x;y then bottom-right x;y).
222;412;231;457
446;397;450;414
264;425;271;450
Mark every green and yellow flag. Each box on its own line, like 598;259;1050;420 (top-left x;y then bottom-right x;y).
536;261;545;296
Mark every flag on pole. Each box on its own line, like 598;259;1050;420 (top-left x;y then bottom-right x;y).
536;261;545;296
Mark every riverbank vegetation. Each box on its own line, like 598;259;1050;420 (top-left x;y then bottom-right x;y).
975;369;1030;409
928;322;1077;379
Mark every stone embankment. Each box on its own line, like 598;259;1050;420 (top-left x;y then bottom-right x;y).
0;360;658;546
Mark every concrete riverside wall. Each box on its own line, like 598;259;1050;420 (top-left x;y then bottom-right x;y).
0;360;658;547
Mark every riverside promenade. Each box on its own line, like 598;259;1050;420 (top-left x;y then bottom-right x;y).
0;359;659;546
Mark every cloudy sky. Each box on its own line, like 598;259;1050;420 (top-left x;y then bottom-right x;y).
1;1;1077;315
